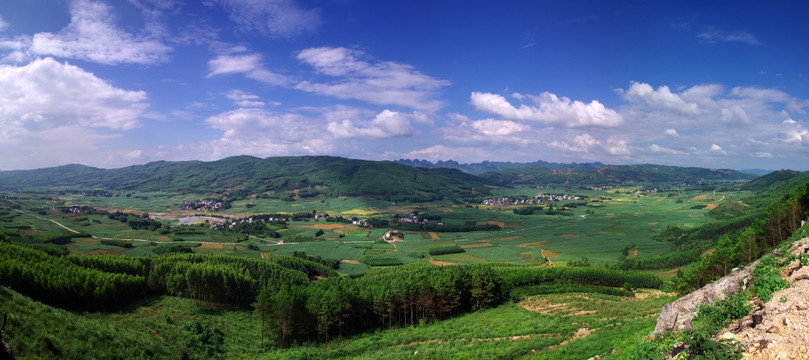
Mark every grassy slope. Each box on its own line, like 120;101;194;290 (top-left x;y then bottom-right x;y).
0;284;674;360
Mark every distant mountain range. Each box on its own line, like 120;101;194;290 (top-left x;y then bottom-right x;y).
0;156;762;201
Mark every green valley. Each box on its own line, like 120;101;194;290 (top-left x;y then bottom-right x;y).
0;156;807;359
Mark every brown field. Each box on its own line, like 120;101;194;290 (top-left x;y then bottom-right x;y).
647;222;659;226
428;258;459;266
558;234;580;239
341;259;360;264
486;220;506;228
489;235;522;242
688;214;704;218
541;249;561;258
516;241;545;248
459;242;493;249
427;232;439;239
199;243;223;249
704;204;718;210
692;194;712;201
296;223;354;230
658;269;679;277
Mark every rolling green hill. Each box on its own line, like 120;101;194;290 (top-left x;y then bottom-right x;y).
480;164;755;185
0;156;491;202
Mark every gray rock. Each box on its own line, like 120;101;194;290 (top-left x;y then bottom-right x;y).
653;266;752;334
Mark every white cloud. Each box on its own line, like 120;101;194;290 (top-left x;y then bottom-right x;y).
0;57;150;169
30;0;171;65
664;128;679;137
295;47;449;111
648;144;680;155
225;89;264;107
205;108;328;158
620;82;699;114
0;57;148;133
327;110;415;139
469;91;623;128
212;0;321;38
709;144;727;155
697;28;761;46
549;133;601;153
469;119;529;137
208;54;262;76
0;15;8;32
207;53;289;86
124;149;143;160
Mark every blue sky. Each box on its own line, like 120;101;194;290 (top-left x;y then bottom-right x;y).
0;0;807;171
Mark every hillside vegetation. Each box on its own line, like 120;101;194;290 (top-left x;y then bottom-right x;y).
480;164;754;186
0;156;491;202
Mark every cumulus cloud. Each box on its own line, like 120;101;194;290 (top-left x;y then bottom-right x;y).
327;109;415;139
0;57;149;169
29;0;171;65
664;128;679;137
211;0;321;38
709;144;727;155
469;91;623;128
295;47;449;111
0;57;148;133
205;108;327;157
620;82;699;114
549;133;601;154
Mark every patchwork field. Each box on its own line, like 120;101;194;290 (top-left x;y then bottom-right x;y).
0;185;743;271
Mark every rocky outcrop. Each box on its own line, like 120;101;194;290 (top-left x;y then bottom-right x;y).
653;265;754;334
715;238;809;359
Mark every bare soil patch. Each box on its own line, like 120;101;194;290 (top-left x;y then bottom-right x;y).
297;223;353;230
341;259;360;264
487;220;506;228
517;241;545;249
428;258;459;266
460;243;493;249
648;222;659;226
489;235;522;242
427;232;439;239
704;203;718;210
658;268;679;277
558;233;580;239
692;194;712;201
541;249;561;258
199;243;223;249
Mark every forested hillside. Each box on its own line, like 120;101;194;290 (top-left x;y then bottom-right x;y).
0;156;491;202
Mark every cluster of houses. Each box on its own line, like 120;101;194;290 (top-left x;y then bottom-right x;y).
481;193;582;206
210;215;286;230
397;212;430;224
535;193;581;202
58;205;88;214
181;199;225;212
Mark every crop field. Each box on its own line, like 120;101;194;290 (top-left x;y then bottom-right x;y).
0;185;745;272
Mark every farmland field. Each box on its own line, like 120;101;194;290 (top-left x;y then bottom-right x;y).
0;184;743;271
